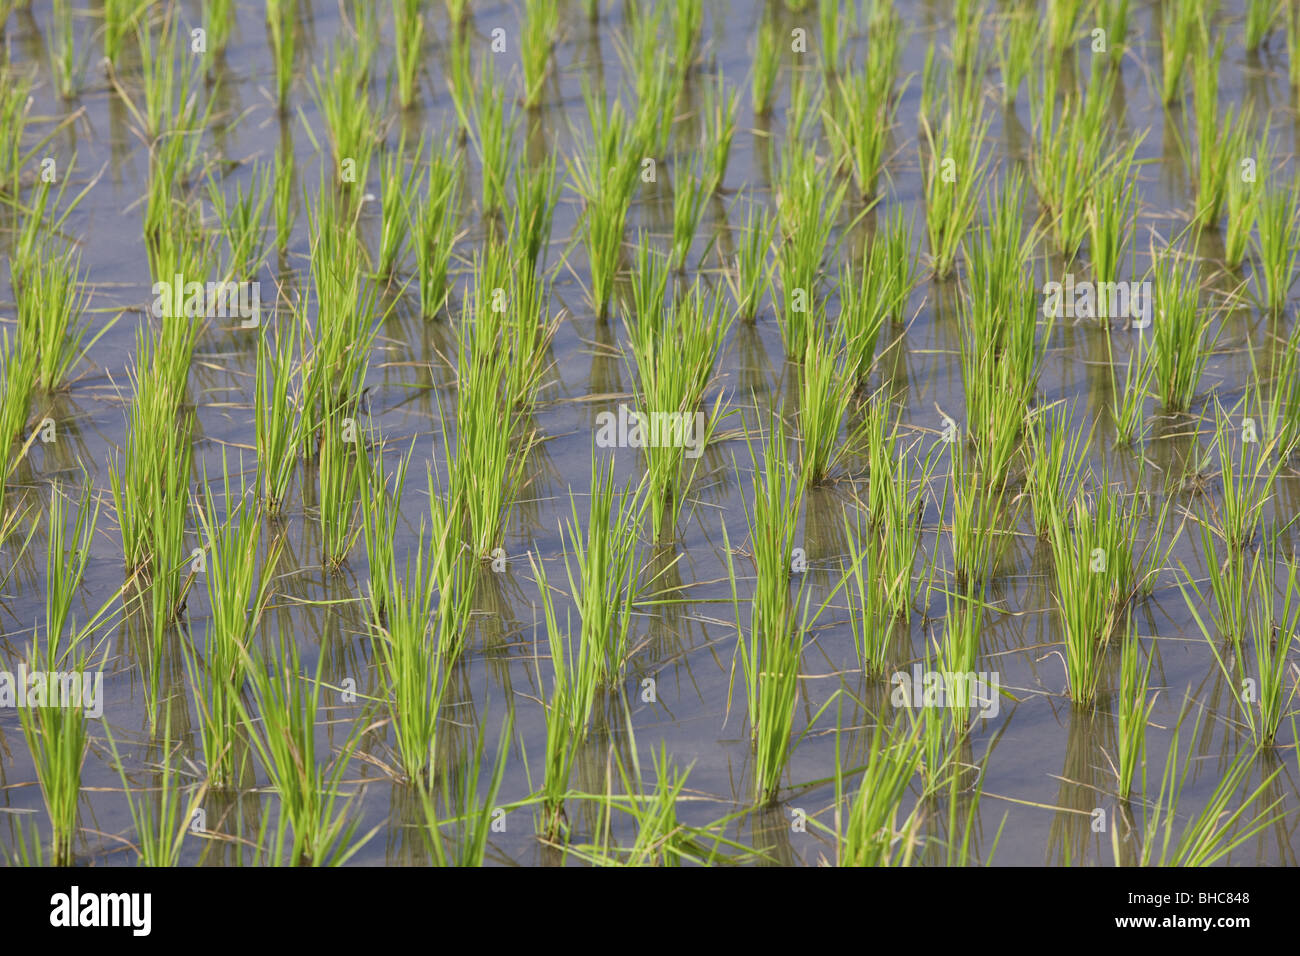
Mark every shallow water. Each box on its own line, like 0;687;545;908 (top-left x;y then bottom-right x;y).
1;0;1299;866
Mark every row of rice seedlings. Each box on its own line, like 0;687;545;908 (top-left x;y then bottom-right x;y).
1191;34;1253;229
797;334;853;484
207;162;272;282
187;457;280;787
838;211;917;389
1252;174;1300;313
1047;472;1139;705
826;3;904;200
724;414;827;805
1160;0;1201;105
1194;539;1299;746
775;142;847;356
406;142;461;318
233;633;376;865
13;484;106;865
1114;621;1156;801
1149;245;1215;413
1030;67;1116;260
995;5;1039;105
568;86;640;320
1120;702;1284;866
725;200;774;322
626;281;727;538
919;62;989;278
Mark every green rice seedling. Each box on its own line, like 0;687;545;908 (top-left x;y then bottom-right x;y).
1085;140;1143;287
1046;0;1082;51
1183;511;1252;645
567;86;639;320
1123;703;1284;866
1245;0;1280;49
1192;36;1252;229
378;142;412;278
1098;0;1129;69
129;12;206;145
47;0;84;99
359;440;411;624
0;72;32;199
235;633;376;866
946;440;1016;590
751;15;780;117
949;0;985;73
104;715;206;866
372;544;446;786
626;281;728;537
669;0;704;96
267;0;295;110
669;164;710;273
208;163;271;282
317;406;363;571
203;0;235;62
556;455;648;685
1248;320;1300;461
1149;246;1214;412
510;151;559;277
457;66;516;220
830;8;904;200
839;208;917;387
1030;68;1117;260
392;0;424;109
1211;402;1278;555
995;6;1039;104
502;269;560;412
13;246;97;392
190;457;281;786
725;200;774;323
1025;404;1093;538
1252;174;1300;312
1224;143;1261;271
102;0;149;65
521;0;559;109
256;327;300;515
407;144;460;318
797;334;853;485
1107;333;1154;444
418;715;513;867
1115;621;1156;801
1290;1;1300;88
311;44;379;188
699;73;737;196
1160;0;1199;105
623;236;672;333
919;74;990;277
820;711;925;866
775;142;847;356
818;0;854;75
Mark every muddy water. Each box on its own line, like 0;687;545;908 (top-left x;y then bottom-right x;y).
1;0;1299;866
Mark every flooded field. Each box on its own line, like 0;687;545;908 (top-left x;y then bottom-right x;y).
2;0;1300;866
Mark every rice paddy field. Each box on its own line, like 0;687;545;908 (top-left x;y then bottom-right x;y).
2;0;1300;870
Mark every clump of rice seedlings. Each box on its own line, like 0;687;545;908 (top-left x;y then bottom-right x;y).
723;414;823;805
359;440;411;624
1030;68;1117;260
1107;333;1154;444
509;151;559;278
13;245;97;391
1211;402;1279;554
797;335;853;484
1085;140;1143;287
669;0;704;97
821;712;925;866
1247;320;1300;462
840;209;917;387
456;65;517;220
1123;703;1284;866
47;0;84;99
208;163;271;282
623;236;672;332
830;4;904;199
1025;404;1093;538
255;327;300;515
725;200;774;323
0;328;37;460
235;634;375;866
995;6;1038;104
1192;36;1253;229
1046;0;1082;52
272;143;296;254
127;11;206;146
817;0;854;75
920;70;990;277
311;44;379;188
946;440;1016;590
189;459;280;788
266;0;296;110
104;715;206;866
1114;621;1156;801
626;281;727;538
1160;0;1199;105
1098;0;1129;69
669;163;710;272
1252;174;1300;313
102;0;147;66
567;86;640;320
0;72;32;199
751;15;780;117
407;143;460;319
1245;0;1281;50
521;0;559;109
392;0;424;109
1290;2;1300;88
377;142;412;278
949;0;985;73
775;142;847;356
1150;245;1214;413
417;716;511;866
203;0;235;62
699;73;737;195
317;406;363;571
